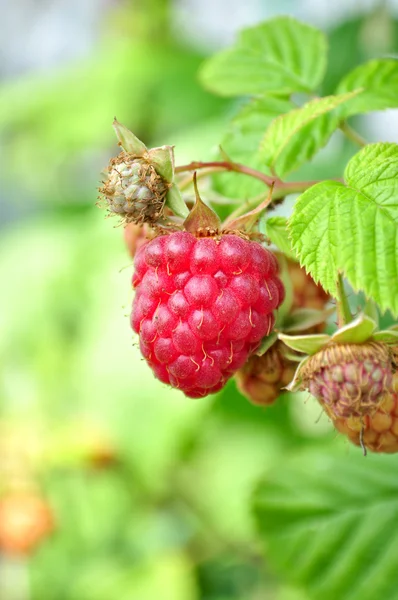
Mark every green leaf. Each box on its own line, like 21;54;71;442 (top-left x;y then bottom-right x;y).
330;314;377;344
289;143;398;315
253;450;398;600
266;217;297;259
165;184;189;218
260;92;361;177
199;17;327;97
223;96;294;160
336;59;398;118
215;96;293;199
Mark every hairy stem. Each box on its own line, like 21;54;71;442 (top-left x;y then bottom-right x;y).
176;160;321;199
339;121;367;147
175;160;278;186
336;272;352;326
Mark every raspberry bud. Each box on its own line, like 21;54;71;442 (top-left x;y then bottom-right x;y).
302;342;394;418
0;492;53;556
235;342;296;406
131;232;284;398
334;373;398;453
100;153;169;225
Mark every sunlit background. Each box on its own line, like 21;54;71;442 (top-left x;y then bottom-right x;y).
1;1;398;598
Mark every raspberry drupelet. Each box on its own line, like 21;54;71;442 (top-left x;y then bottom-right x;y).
131;232;284;398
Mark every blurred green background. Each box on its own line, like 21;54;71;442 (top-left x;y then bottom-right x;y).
1;1;398;599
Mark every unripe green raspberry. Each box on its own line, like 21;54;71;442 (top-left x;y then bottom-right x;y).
100;152;169;225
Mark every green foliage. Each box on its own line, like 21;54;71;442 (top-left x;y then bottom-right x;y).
336;59;398;117
215;96;293;198
253;449;398;600
259;92;360;177
289;143;398;315
200;17;327;96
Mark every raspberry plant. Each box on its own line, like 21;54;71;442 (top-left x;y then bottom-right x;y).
96;14;398;600
100;14;398;420
4;3;398;598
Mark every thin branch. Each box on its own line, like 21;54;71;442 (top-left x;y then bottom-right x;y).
175;160;322;199
178;166;228;191
339;122;367;147
175;160;279;187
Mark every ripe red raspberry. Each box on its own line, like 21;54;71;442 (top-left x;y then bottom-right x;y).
334;373;398;453
131;232;284;398
302;342;394;418
235;342;296;406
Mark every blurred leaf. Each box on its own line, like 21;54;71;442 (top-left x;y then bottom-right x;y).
259;92;360;177
200;17;327;96
283;308;335;333
0;214;209;491
214;96;293;199
225;97;294;158
266;217;296;259
336;59;398;117
253;449;398;600
0;40;226;205
69;553;198;600
321;18;364;95
180;418;286;545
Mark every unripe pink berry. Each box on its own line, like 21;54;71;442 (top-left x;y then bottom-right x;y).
302;342;395;418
